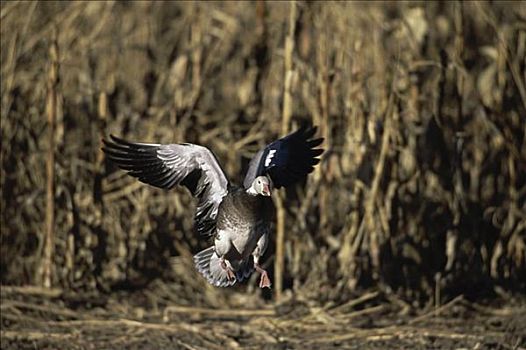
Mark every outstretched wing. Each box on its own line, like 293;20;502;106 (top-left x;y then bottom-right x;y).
102;135;229;237
243;126;324;189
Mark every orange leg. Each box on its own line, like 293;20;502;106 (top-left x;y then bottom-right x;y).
220;258;236;281
255;264;271;288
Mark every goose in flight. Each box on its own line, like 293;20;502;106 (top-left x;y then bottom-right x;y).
102;126;324;288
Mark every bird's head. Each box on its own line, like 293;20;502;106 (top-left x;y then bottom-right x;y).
248;176;272;197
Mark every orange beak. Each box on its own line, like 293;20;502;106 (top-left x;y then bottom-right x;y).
262;184;271;196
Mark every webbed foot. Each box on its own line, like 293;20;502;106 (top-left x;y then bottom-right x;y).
255;264;272;288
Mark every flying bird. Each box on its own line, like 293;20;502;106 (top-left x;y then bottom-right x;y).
102;126;324;288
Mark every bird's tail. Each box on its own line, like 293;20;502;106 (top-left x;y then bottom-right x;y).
193;247;237;287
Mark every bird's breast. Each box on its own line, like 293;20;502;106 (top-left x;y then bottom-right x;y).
215;192;271;260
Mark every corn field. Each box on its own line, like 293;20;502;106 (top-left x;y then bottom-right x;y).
1;1;525;348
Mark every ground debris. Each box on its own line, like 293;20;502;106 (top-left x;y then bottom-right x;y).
1;286;524;350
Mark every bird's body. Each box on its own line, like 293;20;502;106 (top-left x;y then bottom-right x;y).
103;126;323;288
215;188;272;261
193;188;273;287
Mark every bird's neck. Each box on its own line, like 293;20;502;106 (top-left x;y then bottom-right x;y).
246;186;258;196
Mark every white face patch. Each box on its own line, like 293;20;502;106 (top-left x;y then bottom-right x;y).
264;149;276;167
247;185;258;195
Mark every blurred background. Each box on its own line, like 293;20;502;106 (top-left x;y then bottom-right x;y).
1;1;525;312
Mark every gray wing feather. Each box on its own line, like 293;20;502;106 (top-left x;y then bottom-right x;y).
103;135;229;237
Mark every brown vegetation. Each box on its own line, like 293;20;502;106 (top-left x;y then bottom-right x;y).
1;1;525;348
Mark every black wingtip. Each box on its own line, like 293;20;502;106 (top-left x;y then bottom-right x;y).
101;135;124;155
308;137;324;148
101;136;115;153
288;124;320;141
101;134;122;148
305;125;318;138
310;148;324;157
109;134;130;145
